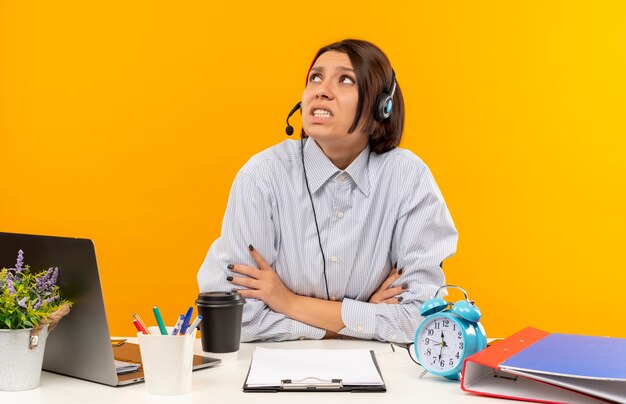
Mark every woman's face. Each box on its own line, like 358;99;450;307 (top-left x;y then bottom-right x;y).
301;51;364;144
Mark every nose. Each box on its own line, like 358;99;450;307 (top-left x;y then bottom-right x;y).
315;81;334;100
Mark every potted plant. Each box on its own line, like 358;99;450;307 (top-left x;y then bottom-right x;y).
0;250;72;391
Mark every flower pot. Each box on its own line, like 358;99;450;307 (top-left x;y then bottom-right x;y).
0;325;49;391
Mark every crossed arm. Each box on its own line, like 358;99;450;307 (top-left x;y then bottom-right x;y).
228;245;406;336
198;168;457;342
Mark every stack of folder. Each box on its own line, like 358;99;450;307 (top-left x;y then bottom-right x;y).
461;327;626;403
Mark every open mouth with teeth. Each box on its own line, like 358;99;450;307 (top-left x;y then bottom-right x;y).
312;109;333;118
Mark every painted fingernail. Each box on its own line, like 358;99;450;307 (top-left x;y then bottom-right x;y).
227;264;234;270
397;296;404;302
394;261;398;269
226;276;233;281
398;268;404;275
402;283;409;290
248;244;255;251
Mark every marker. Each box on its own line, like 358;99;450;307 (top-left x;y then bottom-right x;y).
171;314;185;335
133;314;151;334
132;318;149;335
185;315;203;335
152;306;168;335
179;307;194;335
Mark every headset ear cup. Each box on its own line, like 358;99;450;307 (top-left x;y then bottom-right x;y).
375;93;390;121
375;69;397;122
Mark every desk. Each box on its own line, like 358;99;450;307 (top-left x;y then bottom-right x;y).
3;339;508;404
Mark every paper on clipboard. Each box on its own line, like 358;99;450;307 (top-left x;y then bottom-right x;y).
245;348;384;388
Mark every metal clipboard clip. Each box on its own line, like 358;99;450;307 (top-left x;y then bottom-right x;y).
281;377;343;390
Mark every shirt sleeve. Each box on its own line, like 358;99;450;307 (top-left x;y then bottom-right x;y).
197;171;325;342
338;165;458;342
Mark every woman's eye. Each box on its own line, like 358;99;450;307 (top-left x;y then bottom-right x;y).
310;74;322;82
341;76;355;84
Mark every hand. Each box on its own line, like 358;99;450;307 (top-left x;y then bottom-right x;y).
227;245;296;314
368;264;408;304
323;330;339;339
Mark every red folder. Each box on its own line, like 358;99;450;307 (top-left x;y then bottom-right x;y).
460;327;610;403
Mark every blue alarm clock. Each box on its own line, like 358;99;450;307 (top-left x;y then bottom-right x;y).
413;285;487;380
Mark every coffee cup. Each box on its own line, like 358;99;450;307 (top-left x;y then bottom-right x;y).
195;291;245;355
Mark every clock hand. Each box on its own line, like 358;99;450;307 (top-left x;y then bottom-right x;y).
437;339;444;362
440;331;449;348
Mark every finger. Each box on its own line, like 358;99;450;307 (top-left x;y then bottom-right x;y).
228;264;261;279
247;244;273;271
378;284;408;300
227;274;262;290
372;270;399;295
237;288;262;300
379;269;401;291
382;297;400;304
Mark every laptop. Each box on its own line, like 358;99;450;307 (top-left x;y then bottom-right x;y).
0;232;220;386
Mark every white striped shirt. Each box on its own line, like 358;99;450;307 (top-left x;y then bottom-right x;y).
197;138;458;342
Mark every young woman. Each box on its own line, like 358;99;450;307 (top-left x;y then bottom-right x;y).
197;39;458;343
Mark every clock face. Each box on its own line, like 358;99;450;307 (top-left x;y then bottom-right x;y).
416;316;466;373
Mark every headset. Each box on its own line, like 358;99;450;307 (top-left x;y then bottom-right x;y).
284;70;397;300
285;70;397;135
375;70;397;122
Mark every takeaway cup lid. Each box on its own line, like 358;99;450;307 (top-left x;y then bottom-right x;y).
196;291;246;307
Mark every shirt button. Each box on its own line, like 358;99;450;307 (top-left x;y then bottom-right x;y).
357;325;364;332
336;211;344;218
337;173;346;181
330;296;337;301
330;256;338;262
299;336;306;341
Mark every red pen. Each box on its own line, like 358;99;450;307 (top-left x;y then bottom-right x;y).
132;314;150;334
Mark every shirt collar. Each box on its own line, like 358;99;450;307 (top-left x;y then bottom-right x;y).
303;138;371;197
344;143;371;196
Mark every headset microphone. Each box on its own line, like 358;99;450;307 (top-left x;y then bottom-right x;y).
285;101;302;136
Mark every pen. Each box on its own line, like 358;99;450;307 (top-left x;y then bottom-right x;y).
185;315;202;335
179;307;194;335
171;314;185;335
132;318;150;335
133;313;151;334
152;306;168;335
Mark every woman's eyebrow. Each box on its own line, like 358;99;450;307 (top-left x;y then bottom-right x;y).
310;66;355;74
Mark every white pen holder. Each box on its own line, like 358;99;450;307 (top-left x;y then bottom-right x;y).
138;326;197;395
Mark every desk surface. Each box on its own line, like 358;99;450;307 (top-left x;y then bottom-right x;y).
4;339;508;404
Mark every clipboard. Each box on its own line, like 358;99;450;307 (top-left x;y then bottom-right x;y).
242;348;386;392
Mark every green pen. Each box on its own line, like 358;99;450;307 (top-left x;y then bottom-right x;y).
152;306;168;335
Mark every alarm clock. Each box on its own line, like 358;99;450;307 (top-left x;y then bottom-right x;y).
413;285;487;380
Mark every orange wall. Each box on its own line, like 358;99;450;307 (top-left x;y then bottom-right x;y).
2;1;625;338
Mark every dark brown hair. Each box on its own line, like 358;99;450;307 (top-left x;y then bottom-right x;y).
305;39;405;154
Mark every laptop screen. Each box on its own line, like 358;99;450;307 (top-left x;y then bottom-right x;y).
0;232;220;386
0;232;119;385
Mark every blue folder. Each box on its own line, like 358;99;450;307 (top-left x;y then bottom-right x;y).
501;333;626;380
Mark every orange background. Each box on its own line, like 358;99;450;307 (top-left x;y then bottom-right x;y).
2;1;625;338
